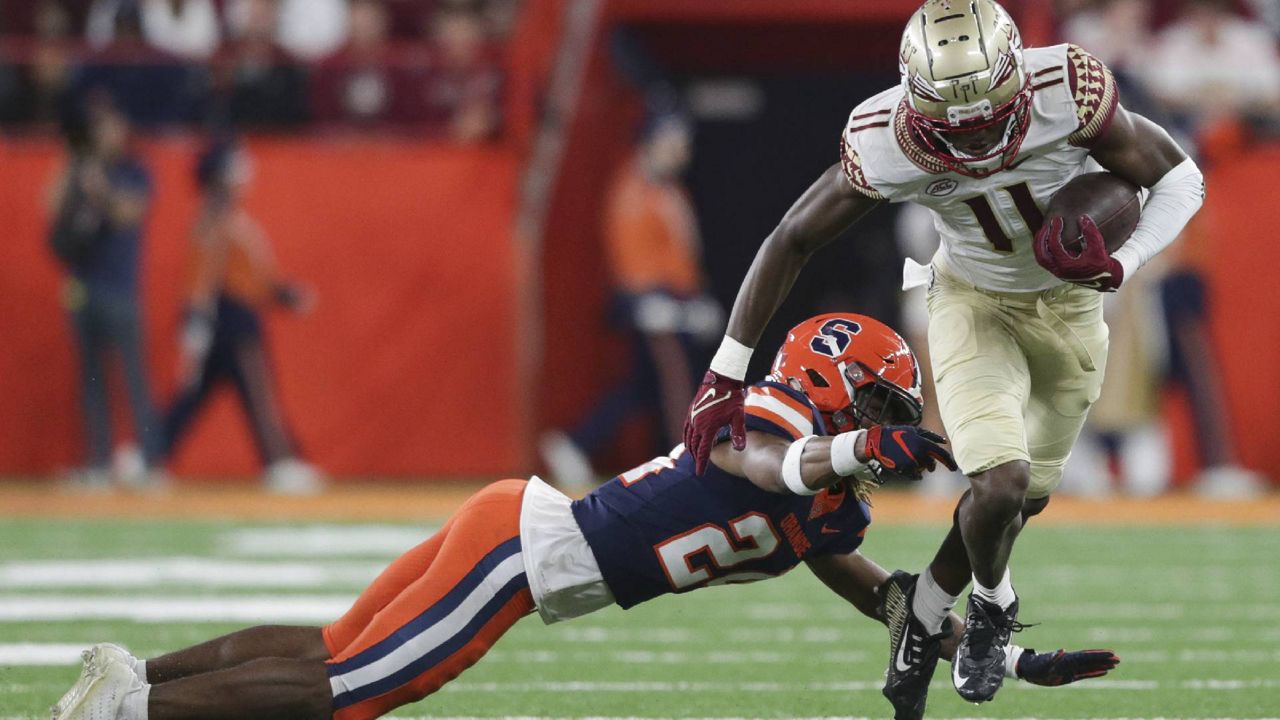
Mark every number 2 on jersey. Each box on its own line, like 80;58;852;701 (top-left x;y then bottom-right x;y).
654;513;781;590
961;181;1044;252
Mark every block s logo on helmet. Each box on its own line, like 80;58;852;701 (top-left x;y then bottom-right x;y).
809;319;862;357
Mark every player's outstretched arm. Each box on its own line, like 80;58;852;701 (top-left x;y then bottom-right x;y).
714;427;956;497
683;165;879;474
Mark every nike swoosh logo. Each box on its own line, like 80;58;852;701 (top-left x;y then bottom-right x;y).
895;633;914;673
953;654;969;687
892;430;917;462
689;390;731;419
1070;271;1113;290
820;524;840;535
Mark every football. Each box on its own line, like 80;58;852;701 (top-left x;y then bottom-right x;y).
1044;172;1142;254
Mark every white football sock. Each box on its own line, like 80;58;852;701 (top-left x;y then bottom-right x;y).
911;568;959;635
133;658;148;683
121;683;150;720
973;567;1016;609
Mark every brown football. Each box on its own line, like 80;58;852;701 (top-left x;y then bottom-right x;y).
1044;172;1142;255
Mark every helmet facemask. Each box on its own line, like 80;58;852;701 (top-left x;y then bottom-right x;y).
905;76;1033;178
826;361;924;433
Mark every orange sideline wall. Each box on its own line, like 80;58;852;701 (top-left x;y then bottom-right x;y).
1165;148;1280;483
0;137;522;479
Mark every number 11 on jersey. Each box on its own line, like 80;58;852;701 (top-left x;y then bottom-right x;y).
961;181;1044;252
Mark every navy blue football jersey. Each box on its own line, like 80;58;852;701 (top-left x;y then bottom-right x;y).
570;381;872;610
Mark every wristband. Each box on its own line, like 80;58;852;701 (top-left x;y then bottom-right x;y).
830;429;869;477
781;435;818;495
710;335;753;382
1005;644;1026;680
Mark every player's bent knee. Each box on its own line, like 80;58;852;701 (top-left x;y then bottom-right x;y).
1021;494;1050;520
969;461;1031;520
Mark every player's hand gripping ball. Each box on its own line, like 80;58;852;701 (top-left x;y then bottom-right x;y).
683;371;747;476
862;425;958;481
1034;215;1124;292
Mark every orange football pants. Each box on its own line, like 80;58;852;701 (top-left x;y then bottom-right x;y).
323;479;534;720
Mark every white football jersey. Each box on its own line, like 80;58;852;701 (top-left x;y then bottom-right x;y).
840;44;1120;292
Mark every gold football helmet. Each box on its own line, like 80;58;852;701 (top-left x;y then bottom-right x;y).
899;0;1032;177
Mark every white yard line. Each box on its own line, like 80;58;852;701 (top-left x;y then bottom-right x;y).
0;595;352;622
0;642;88;666
219;525;432;557
435;679;1278;693
0;558;382;589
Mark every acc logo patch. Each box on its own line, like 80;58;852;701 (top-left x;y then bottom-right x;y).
926;179;958;197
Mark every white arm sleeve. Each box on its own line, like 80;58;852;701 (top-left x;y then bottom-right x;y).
1112;157;1205;280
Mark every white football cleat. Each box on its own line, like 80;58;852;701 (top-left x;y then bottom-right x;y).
539;431;595;492
265;458;325;495
51;645;142;719
93;643;142;680
1195;465;1268;500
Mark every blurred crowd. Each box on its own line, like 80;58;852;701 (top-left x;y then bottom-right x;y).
0;0;516;140
1057;0;1280;147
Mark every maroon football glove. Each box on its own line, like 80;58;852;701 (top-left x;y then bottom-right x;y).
1033;215;1124;292
862;425;958;480
1017;648;1121;686
683;371;747;476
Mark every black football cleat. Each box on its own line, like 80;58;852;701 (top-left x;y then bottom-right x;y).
880;571;951;720
952;593;1025;703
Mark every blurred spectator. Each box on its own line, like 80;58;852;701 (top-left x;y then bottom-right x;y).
385;0;436;38
540;110;723;490
220;0;308;128
1145;0;1280;128
481;0;521;38
420;2;502;141
87;0;220;59
47;94;163;488
225;0;351;60
1061;0;1151;71
1060;0;1192;148
1155;224;1268;497
0;0;77;126
1244;0;1280;39
74;1;206;127
162;137;323;494
311;0;416;127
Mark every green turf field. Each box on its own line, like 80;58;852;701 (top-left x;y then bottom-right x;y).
2;518;1278;719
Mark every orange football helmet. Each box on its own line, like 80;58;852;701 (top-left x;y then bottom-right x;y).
769;313;923;434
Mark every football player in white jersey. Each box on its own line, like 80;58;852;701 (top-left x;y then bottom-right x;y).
682;1;1205;717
